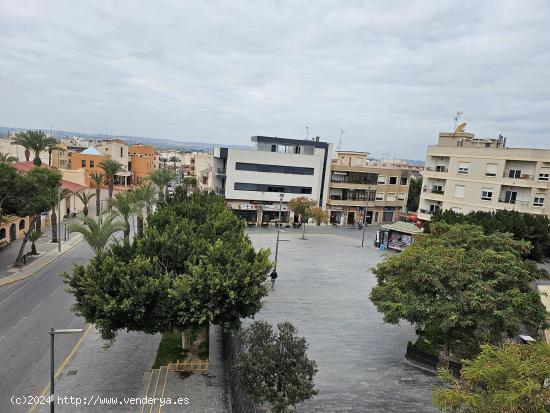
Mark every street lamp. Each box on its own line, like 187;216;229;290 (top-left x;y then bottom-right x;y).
49;328;83;412
273;193;284;270
361;192;370;247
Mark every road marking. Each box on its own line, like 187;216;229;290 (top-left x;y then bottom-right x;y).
10;316;27;331
31;300;45;312
27;323;92;413
0;335;4;341
49;288;59;296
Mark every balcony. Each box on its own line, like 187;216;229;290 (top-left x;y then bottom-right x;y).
503;171;533;180
419;208;434;215
424;166;448;172
423;188;445;195
216;168;227;176
498;198;529;207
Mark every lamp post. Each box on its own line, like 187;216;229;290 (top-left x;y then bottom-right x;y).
54;127;61;253
49;328;83;412
273;193;284;270
361;193;370;248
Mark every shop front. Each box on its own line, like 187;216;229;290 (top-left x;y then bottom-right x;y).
227;201;290;226
376;221;422;251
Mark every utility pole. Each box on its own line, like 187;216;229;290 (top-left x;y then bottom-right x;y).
273;193;284;270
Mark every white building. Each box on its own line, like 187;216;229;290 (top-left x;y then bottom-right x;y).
213;136;332;224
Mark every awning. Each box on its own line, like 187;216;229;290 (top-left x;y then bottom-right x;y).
381;221;422;235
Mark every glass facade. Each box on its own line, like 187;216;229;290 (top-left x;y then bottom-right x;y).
234;182;312;194
236;162;314;175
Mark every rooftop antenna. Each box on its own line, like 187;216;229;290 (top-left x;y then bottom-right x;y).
337;130;345;151
305;126;309;140
453;111;463;130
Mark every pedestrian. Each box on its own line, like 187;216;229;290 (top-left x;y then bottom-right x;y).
270;269;278;291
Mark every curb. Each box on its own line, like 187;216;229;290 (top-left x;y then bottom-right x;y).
0;235;84;288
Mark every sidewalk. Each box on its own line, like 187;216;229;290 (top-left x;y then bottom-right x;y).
0;224;83;286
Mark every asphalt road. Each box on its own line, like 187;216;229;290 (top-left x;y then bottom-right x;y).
0;241;91;413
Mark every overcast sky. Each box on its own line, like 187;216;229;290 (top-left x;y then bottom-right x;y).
1;0;549;159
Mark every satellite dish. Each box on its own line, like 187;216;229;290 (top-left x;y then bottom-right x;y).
454;122;466;134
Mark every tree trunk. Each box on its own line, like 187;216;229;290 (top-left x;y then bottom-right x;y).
51;209;58;243
25;148;30;162
35;213;42;233
96;187;101;216
15;215;38;267
302;221;306;240
444;333;450;357
33;156;42;166
137;215;144;238
124;221;130;241
83;205;88;216
48;149;52;166
108;177;114;200
31;241;37;255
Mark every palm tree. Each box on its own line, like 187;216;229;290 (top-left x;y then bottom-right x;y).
12;130;58;166
108;191;135;240
148;169;175;202
27;230;42;255
98;159;124;201
74;191;96;216
159;157;168;169
67;213;126;255
50;188;72;243
130;184;156;237
0;153;17;163
169;155;179;171
90;172;104;216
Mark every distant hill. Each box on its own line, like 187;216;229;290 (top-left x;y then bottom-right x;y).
0;126;250;152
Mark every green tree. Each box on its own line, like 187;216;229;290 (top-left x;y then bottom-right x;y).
130;184;156;237
183;175;197;188
12;130;58;166
370;223;548;357
288;196;317;239
235;321;318;413
407;176;422;212
0;163;21;225
67;213;125;255
148;168;175;201
11;167;62;266
433;341;550;413
99;159;124;200
49;188;72;243
309;207;329;225
108;191;135;240
74;191;96;216
169;155;179;170
90;172;104;216
63;190;272;341
0;153;17;164
159;156;168;169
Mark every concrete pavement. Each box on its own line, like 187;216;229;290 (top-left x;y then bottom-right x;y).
247;229;438;413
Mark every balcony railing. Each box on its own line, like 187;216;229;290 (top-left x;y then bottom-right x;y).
503;172;533;180
423;188;445;194
419;208;435;215
498;199;529;207
424;166;448;172
216;168;227;176
330;178;377;185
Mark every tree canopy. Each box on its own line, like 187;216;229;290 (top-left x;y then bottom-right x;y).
235;321;318;413
428;209;550;261
433;341;550;413
63;190;271;341
370;223;548;357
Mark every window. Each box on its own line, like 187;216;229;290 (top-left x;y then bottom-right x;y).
81;159;86;167
398;193;406;201
485;163;497;177
120;147;124;157
235;162;314;175
19;219;25;230
538;170;550;181
375;192;385;201
508;169;521;178
271;145;277;152
458;162;469;174
90;160;94;167
386;192;396;201
389;176;397;185
400;177;408;185
377;175;386;185
534;195;545;207
294;146;301;154
432;185;444;193
454;184;465;198
481;188;493;201
382;211;394;222
429;204;441;212
0;228;5;239
435;165;447;172
234;182;312;194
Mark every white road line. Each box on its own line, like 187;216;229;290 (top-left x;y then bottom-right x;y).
49;288;59;296
31;300;45;312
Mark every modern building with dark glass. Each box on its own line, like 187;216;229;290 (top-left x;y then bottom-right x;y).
213;136;333;224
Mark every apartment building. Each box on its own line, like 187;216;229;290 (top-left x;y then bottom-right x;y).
213;136;332;224
418;130;550;221
129;144;159;184
327;151;413;225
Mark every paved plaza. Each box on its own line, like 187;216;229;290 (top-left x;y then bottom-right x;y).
247;227;439;413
